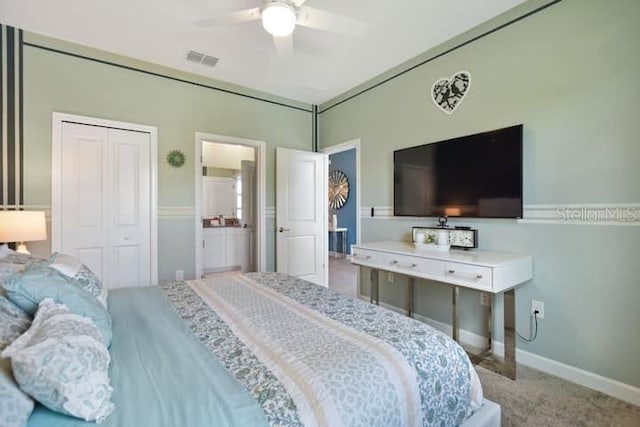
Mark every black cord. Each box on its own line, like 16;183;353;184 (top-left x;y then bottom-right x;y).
517;311;539;342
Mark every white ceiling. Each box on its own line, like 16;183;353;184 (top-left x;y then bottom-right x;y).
0;0;527;104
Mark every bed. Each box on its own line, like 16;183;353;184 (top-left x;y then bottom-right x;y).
22;272;500;427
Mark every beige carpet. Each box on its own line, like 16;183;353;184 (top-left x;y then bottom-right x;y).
477;362;640;426
328;257;640;426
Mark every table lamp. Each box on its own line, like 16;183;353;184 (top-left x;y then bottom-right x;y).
0;211;47;254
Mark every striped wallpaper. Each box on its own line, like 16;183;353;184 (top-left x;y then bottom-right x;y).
1;24;24;210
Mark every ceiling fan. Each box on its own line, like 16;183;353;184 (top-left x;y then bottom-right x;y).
195;0;366;56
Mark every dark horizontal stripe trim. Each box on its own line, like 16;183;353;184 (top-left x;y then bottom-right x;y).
319;0;562;114
61;119;152;135
24;42;313;113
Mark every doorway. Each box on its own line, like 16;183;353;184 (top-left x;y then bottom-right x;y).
321;139;361;296
194;133;266;279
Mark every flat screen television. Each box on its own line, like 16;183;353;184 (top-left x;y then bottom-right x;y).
394;124;523;218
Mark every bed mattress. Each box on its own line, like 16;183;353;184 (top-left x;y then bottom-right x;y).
27;272;500;427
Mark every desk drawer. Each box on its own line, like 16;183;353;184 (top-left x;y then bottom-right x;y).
351;248;380;265
383;254;445;278
445;263;493;289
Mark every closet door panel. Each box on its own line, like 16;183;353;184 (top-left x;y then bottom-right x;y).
60;123;110;285
58;122;152;289
109;128;151;288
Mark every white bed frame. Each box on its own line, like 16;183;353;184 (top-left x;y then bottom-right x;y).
463;399;501;427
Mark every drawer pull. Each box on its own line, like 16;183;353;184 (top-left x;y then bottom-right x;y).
392;260;417;268
449;269;483;279
355;254;371;260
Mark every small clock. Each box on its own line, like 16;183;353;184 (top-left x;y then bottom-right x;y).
412;226;478;249
449;228;478;249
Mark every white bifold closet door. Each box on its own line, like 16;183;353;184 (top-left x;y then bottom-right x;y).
58;122;151;289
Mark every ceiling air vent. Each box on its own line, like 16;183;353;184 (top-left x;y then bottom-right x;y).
186;50;219;67
201;55;219;67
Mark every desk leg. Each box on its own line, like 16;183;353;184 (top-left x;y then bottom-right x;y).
452;286;460;343
407;278;414;317
370;269;379;305
343;230;348;258
465;291;517;381
503;289;517;380
487;294;493;353
332;232;338;259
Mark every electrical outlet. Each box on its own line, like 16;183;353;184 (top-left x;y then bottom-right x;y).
480;292;490;306
531;300;544;319
175;270;184;281
387;272;394;283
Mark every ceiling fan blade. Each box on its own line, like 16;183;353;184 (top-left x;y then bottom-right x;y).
194;7;261;28
273;34;293;57
296;6;367;37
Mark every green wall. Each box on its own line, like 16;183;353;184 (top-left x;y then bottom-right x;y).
319;0;640;387
21;32;313;281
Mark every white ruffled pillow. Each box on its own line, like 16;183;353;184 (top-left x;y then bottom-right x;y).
1;299;114;423
49;253;108;308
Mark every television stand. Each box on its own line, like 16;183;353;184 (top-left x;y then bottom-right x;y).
350;241;532;380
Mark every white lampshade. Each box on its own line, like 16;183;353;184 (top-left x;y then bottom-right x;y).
262;1;296;37
0;211;47;254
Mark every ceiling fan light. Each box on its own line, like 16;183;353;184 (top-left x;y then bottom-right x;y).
262;2;296;37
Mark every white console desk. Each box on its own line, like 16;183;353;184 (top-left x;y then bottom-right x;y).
351;241;532;379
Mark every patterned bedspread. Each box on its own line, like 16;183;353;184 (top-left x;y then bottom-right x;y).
162;272;475;427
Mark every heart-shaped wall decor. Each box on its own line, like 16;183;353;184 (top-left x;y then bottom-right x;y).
431;71;471;115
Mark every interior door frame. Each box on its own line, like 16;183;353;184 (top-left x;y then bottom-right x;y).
320;138;361;253
51;112;159;285
194;132;266;278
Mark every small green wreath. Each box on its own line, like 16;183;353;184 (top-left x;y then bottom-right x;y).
166;150;186;168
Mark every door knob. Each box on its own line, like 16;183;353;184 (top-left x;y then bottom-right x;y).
278;227;290;233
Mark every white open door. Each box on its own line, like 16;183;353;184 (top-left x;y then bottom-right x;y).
276;147;328;286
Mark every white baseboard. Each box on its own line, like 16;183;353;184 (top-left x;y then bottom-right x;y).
491;342;640;406
357;296;640;406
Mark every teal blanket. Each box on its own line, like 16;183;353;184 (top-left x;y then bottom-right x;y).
27;286;267;427
27;273;476;426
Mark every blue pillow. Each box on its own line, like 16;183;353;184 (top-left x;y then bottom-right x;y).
3;265;112;346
